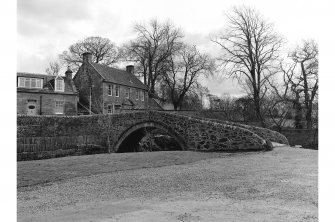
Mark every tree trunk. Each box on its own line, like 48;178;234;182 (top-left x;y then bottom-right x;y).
305;109;313;129
173;103;179;111
301;61;313;129
294;102;303;129
253;91;265;127
149;79;156;95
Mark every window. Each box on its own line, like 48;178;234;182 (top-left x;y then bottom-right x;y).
36;79;42;88
25;78;30;88
18;77;43;89
107;105;113;114
141;90;145;101
31;78;37;88
55;77;64;92
55;100;64;114
115;85;120;97
108;85;113;96
136;89;139;100
126;88;130;99
18;77;25;87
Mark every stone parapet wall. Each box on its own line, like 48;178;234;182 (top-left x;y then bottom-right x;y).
166;111;289;145
17;111;279;160
146;111;268;151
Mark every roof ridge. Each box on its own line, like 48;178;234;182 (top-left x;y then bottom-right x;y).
90;62;148;90
17;72;50;76
91;63;132;74
88;62;106;80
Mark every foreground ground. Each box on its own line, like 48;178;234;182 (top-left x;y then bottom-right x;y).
17;146;318;222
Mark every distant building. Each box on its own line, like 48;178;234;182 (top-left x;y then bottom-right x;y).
73;52;161;114
17;69;78;116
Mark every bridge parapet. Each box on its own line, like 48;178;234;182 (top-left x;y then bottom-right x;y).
17;111;282;155
144;111;269;151
162;111;289;145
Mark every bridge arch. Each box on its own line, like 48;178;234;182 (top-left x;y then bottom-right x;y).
113;121;187;153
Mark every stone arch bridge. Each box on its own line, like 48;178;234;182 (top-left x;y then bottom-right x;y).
18;111;289;153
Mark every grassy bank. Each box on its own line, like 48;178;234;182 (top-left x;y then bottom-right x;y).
17;151;237;187
17;147;318;222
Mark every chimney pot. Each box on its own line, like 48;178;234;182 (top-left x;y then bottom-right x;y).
65;66;73;79
126;65;134;74
83;52;93;64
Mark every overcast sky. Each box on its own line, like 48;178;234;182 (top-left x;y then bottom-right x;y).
17;0;326;97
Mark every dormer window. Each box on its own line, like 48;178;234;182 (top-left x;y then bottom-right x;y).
18;77;43;89
55;76;64;92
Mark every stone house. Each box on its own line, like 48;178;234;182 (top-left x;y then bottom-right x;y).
73;52;159;114
17;70;78;116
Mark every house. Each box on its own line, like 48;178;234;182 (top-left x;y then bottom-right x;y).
74;52;158;114
17;69;78;116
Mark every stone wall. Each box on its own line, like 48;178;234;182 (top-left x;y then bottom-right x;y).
165;111;289;145
17;111;288;160
145;112;268;152
280;129;318;149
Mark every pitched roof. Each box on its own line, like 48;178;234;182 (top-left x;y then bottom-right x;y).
90;63;148;90
17;72;77;95
148;98;164;110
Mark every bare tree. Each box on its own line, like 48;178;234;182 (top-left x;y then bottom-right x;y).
163;45;213;110
124;19;183;95
235;96;258;122
265;62;295;130
59;36;120;72
207;94;221;110
45;61;62;76
194;84;210;110
290;40;318;129
211;6;283;126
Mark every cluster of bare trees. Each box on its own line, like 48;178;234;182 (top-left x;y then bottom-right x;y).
162;45;213;110
58;36;121;72
207;94;260;122
265;40;318;130
46;5;318;127
124;20;183;95
211;6;318;129
124;20;213;110
211;6;283;127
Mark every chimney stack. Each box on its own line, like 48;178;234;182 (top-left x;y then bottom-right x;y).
65;66;73;79
83;52;93;64
126;65;134;74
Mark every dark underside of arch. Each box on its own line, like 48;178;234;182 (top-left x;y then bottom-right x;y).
115;122;186;153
